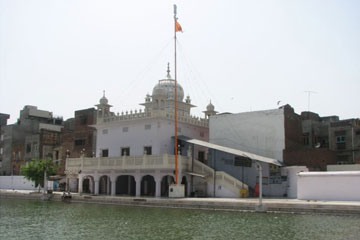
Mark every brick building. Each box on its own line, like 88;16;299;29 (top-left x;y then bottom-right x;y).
0;106;63;175
10;142;25;175
329;119;360;164
53;108;96;176
283;110;337;170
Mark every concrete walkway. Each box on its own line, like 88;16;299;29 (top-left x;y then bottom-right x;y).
1;189;360;215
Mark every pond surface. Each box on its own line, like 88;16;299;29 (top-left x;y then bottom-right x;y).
0;198;359;240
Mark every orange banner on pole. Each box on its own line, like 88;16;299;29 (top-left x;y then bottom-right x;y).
175;21;183;32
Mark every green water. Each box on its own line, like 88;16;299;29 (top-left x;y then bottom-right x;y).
0;198;359;240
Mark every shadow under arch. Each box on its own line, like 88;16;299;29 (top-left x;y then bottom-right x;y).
141;175;155;197
116;175;136;196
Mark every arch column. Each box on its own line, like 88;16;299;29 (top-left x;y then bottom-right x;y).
134;175;141;197
155;176;162;198
110;175;116;196
107;177;111;195
78;175;83;194
94;175;100;195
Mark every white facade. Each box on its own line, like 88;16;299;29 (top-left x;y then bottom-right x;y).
94;67;209;159
297;171;360;201
209;108;287;197
210;108;285;162
96;117;208;158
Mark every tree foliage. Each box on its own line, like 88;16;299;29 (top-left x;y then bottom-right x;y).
20;158;57;188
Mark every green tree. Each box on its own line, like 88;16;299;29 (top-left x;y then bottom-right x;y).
20;158;57;190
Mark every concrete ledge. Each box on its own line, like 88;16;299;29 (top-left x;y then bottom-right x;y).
1;190;360;215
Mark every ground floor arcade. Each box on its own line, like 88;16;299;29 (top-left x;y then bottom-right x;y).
67;171;191;197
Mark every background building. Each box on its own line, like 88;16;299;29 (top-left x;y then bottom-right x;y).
208;105;340;196
0;106;63;175
209;105;293;196
53;108;97;176
329;119;360;164
0;113;10;172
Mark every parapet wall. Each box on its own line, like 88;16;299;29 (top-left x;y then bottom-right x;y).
99;110;208;127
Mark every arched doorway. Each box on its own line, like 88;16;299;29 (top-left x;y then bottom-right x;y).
99;175;110;195
181;176;188;197
141;175;155;197
82;175;94;194
116;175;136;196
161;175;174;197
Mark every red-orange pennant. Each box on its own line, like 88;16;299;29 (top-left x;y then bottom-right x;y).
175;21;183;32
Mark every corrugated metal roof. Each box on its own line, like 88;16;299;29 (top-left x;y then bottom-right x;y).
179;137;282;166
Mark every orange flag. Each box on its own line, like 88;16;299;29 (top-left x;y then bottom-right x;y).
175;21;183;32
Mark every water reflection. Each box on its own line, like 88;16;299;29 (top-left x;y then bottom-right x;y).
0;198;359;240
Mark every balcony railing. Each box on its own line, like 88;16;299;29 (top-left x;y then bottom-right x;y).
65;154;190;173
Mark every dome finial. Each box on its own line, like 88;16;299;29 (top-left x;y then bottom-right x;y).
100;90;108;105
206;100;215;111
166;62;171;79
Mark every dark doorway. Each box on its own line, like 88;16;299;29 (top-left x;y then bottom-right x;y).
141;175;155;197
116;175;136;196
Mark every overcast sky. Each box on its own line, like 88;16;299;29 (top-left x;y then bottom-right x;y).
1;0;359;124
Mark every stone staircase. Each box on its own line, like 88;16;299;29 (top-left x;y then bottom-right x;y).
192;159;249;198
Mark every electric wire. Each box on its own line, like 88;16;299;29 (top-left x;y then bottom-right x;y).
110;37;173;112
176;38;280;157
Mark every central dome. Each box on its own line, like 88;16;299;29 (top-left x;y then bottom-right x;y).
152;79;184;102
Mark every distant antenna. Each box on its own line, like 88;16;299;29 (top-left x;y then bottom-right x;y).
304;90;317;112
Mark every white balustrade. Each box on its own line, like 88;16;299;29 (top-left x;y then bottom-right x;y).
65;154;190;172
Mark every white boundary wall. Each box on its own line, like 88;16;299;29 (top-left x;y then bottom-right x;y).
297;171;360;201
0;176;37;190
283;166;308;198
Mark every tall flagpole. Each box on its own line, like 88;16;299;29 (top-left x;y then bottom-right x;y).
174;4;179;185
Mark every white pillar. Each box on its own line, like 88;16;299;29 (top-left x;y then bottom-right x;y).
135;176;141;197
107;177;111;195
88;179;93;193
78;176;83;194
94;180;99;195
110;176;116;196
155;176;161;198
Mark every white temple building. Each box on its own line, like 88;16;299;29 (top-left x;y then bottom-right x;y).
65;64;290;198
65;65;250;198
